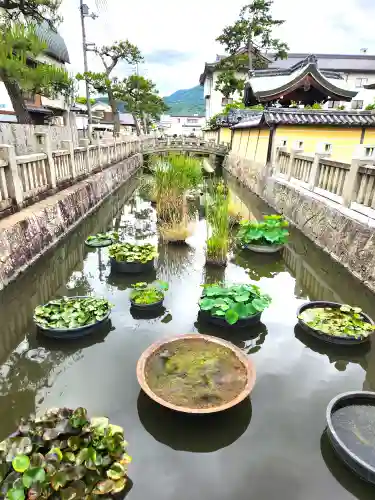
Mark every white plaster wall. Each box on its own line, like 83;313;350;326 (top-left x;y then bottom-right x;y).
0;82;14;112
204;70;246;119
160;115;205;136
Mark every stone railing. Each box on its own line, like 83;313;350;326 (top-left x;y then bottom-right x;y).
273;147;375;217
141;136;229;155
0;133;142;215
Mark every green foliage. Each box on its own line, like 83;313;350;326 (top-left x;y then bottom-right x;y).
365;101;375;111
299;305;375;338
85;232;118;247
108;243;157;264
75;97;95;105
199;283;271;324
33;297;112;330
238;214;289;246
304;102;323;110
130;281;169;305
216;0;289;73
113;75;168;121
206;181;230;264
0;0;61;23
0;22;73;122
215;70;245;99
0;407;130;499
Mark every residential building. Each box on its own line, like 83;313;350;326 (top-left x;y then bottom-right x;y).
76;101;136;136
159;114;206;136
0;22;71;124
200;51;375;118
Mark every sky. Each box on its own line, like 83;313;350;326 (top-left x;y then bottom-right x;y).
59;0;375;98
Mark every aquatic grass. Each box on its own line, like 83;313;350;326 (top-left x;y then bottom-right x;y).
205;181;230;265
159;214;195;244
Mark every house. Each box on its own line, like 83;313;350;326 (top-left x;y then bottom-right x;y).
0;22;71;124
200;51;375;118
79;101;136;136
158;114;206;137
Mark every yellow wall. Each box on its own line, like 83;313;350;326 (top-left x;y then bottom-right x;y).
232;128;270;163
275;126;362;163
363;129;375;145
219;127;232;144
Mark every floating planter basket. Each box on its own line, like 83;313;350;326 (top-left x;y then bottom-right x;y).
130;281;168;310
85;232;117;248
297;301;374;345
198;283;271;328
243;243;284;254
137;334;256;414
326;391;375;484
33;296;112;339
109;243;157;274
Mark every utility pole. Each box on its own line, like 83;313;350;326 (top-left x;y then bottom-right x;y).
79;1;97;142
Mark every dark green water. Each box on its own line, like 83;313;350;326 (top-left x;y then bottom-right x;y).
1;171;375;499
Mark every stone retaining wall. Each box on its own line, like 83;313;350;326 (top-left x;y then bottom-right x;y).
0;153;142;290
224;152;375;293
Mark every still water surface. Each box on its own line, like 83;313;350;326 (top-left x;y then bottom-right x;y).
1;172;375;500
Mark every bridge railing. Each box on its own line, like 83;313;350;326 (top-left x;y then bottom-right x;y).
141;136;228;154
274;146;375;218
0;134;142;216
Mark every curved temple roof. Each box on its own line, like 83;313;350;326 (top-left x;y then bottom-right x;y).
34;22;70;64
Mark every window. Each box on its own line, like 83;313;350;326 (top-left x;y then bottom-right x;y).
324;143;332;153
365;146;375;157
355;78;368;88
177;118;180;123
187;118;198;124
327;101;334;108
352;100;364;110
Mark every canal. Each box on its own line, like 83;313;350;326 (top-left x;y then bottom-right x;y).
0;170;375;500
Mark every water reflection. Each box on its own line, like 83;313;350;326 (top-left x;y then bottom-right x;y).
137;390;252;452
320;431;374;499
232;249;286;281
130;306;167;321
196;317;268;355
107;269;157;291
294;325;369;373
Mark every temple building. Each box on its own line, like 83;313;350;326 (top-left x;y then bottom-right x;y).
243;55;357;107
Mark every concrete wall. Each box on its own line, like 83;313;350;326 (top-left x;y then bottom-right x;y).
0;153;142;290
224;151;375;293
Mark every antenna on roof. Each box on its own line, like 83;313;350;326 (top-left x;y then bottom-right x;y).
360;48;368;54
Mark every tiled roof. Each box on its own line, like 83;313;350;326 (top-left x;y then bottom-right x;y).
34;22;70;64
232;109;375;128
267;53;375;73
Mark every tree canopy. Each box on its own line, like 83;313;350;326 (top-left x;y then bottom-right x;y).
0;0;62;23
0;22;72;123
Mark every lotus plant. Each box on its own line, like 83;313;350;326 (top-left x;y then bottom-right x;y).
0;407;131;499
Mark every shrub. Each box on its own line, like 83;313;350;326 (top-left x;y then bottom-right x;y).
0;407;131;499
199;283;271;325
237;215;289;246
108;243;157;264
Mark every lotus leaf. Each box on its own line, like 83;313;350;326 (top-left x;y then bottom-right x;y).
109;242;157;264
86;232;117;246
0;408;130;499
130;280;169;305
199;283;271;325
33;297;112;330
299;305;375;338
238;214;289;247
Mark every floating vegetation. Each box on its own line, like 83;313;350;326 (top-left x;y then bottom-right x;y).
109;243;157;264
85;232;119;247
199;283;271;325
145;338;247;409
130;281;169;305
34;297;112;330
299;305;375;338
0;407;130;499
238;214;289;246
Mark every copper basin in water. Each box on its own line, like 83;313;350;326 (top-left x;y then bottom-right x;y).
136;333;256;414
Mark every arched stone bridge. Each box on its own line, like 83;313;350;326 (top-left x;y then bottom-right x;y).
141;137;229;156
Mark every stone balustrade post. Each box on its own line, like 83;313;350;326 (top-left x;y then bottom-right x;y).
308;152;329;190
286;147;303;181
342;157;366;207
36;132;56;189
79;138;90;173
61;140;77;179
95;134;102;167
0;144;24;207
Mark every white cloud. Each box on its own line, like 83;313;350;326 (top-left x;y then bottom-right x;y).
59;0;375;97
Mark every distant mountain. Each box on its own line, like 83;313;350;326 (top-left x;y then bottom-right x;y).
163;85;205;116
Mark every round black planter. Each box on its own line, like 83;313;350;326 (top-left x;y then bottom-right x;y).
326;391;375;484
85;238;113;248
130;297;164;310
34;296;111;340
297;301;374;345
200;310;262;328
110;258;155;274
243;243;284;253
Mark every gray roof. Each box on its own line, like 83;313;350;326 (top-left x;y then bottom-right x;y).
233;108;375;128
34;22;70;63
268;53;375;73
119;113;135;126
